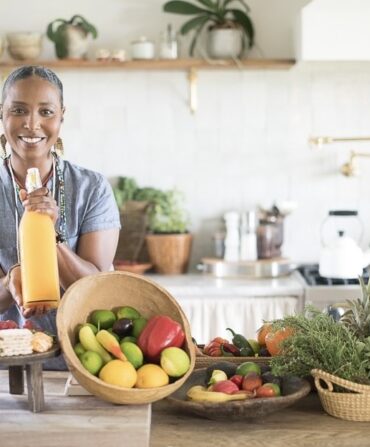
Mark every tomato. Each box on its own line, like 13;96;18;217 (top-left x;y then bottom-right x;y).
257;323;273;346
265;327;294;356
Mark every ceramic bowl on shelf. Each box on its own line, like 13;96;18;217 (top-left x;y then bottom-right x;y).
6;32;42;60
56;271;196;405
167;368;310;421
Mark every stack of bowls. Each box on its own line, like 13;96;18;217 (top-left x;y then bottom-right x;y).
6;32;42;60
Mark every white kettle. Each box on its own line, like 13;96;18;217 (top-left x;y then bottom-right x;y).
319;210;370;279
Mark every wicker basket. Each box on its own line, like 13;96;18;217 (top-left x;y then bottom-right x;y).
195;345;271;369
57;271;195;405
311;369;370;421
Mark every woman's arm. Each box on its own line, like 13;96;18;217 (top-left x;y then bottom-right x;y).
57;228;119;291
0;269;16;313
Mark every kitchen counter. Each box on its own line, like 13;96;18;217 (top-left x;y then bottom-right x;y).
146;273;304;343
2;371;370;447
147;272;304;297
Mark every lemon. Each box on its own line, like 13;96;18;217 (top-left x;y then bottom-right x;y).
99;359;137;388
135;364;169;388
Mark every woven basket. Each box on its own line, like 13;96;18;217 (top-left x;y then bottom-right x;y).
57;271;195;405
195;345;271;369
311;369;370;421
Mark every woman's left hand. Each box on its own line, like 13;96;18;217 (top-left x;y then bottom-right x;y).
19;187;59;225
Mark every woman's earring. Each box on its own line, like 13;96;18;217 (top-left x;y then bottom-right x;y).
54;137;64;157
0;134;7;159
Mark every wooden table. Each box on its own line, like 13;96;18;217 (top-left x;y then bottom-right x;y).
0;371;151;447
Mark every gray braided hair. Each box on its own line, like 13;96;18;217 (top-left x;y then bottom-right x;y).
2;65;64;106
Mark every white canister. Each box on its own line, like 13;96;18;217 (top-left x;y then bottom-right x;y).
131;36;155;60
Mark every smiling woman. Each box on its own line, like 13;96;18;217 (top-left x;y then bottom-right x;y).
0;66;121;369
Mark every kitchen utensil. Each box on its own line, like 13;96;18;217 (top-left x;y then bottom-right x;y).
198;257;298;278
319;210;370;279
56;271;195;405
167;368;310;421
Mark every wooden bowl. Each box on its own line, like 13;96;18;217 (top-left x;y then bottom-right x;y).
114;261;152;275
166;368;311;421
57;271;195;405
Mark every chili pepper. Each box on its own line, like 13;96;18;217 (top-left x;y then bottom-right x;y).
239;346;254;356
137;315;185;362
221;342;241;357
226;328;254;352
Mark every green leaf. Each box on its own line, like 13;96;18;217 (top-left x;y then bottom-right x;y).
163;1;209;15
230;8;254;47
180;15;209;35
189;18;209;56
195;0;216;10
223;0;250;13
46;19;67;41
69;15;98;38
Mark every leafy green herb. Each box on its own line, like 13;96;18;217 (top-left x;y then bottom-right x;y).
270;307;370;385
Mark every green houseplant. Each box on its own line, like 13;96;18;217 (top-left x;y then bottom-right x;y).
46;15;98;59
163;0;254;58
113;177;192;274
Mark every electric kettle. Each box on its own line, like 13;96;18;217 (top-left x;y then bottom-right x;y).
319;210;370;279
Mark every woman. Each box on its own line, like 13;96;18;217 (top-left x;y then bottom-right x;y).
0;66;120;368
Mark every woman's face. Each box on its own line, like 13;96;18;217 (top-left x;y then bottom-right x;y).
1;76;64;162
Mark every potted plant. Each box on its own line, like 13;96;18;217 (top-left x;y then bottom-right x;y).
46;15;98;59
113;177;192;274
163;0;255;59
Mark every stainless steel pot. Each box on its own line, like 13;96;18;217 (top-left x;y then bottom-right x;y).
198;257;298;279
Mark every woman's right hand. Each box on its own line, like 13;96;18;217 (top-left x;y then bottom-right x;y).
7;265;50;318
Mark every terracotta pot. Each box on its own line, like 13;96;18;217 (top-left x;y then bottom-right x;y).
146;233;192;274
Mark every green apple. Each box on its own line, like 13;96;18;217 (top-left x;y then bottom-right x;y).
74;342;86;357
116;306;141;320
160;347;190;378
132;317;147;338
90;310;116;330
80;350;104;376
236;361;261;376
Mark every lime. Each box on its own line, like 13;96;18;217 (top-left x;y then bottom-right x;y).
132;317;147;338
80;350;104;376
74;342;86;357
90;310;116;330
116;306;141;320
122;336;137;344
120;341;144;369
236;361;261;376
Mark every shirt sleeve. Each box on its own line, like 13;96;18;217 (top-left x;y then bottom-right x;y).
80;176;121;235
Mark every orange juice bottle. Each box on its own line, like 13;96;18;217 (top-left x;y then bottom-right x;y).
19;168;60;308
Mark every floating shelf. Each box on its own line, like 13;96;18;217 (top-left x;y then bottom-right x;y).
0;58;295;71
0;58;295;113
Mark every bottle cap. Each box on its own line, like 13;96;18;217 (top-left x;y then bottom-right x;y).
25;168;42;193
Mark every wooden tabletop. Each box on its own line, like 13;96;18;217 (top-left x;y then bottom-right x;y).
1;370;370;447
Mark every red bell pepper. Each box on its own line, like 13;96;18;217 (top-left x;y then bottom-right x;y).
137;315;185;362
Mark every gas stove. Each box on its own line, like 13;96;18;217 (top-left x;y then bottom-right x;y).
297;264;367;309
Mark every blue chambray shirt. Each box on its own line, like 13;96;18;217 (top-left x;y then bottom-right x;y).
0;157;121;369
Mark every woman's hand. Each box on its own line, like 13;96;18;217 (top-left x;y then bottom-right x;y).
6;264;50;318
19;187;59;225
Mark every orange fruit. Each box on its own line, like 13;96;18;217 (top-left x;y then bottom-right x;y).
265;327;294;356
257;323;273;346
135;364;169;388
99;359;137;388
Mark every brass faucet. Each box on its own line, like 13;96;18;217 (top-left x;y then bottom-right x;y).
309;136;370;176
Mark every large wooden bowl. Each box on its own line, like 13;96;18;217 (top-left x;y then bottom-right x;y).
56;271;195;405
167;368;311;421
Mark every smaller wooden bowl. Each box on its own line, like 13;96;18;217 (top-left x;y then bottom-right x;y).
114;261;152;275
167;368;310;421
57;271;195;405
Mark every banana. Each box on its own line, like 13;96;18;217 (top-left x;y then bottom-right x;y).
79;325;112;364
187;386;249;403
96;330;127;361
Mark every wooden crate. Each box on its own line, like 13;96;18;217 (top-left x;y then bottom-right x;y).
195;345;271;369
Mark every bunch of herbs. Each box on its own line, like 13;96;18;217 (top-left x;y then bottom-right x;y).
270;307;370;385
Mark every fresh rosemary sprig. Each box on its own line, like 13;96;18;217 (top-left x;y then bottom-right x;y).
270;308;370;384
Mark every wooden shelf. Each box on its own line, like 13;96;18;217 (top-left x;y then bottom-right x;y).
0;58;295;71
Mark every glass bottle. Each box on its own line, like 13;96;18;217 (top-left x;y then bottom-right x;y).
159;24;178;60
19;168;60;308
